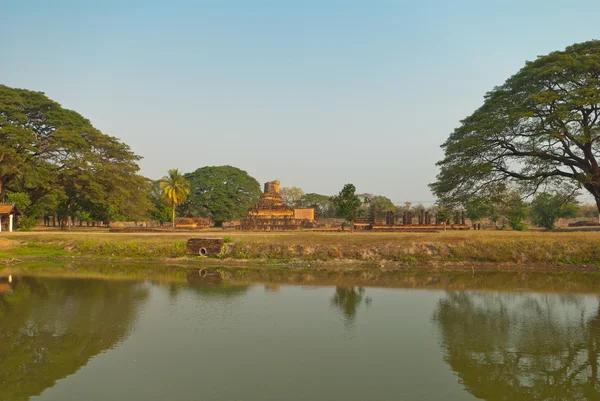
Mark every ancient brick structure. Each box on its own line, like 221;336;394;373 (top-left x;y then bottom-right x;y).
353;205;469;232
240;181;315;231
294;208;315;221
186;238;225;256
385;211;395;226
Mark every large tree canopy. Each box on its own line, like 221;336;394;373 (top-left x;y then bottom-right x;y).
182;165;261;225
0;84;150;224
431;40;600;211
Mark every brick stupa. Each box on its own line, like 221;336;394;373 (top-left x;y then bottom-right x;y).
240;180;313;231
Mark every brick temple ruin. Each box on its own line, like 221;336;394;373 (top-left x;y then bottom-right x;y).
354;209;468;231
240;180;316;231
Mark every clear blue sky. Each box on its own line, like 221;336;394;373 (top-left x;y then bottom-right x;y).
2;0;599;204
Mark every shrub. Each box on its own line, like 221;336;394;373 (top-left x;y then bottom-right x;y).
530;193;578;230
18;216;38;231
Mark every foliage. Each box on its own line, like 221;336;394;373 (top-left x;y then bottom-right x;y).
17;216;38;231
297;193;336;218
6;192;31;212
147;180;171;226
430;40;600;212
280;186;305;207
360;194;395;219
182;166;261;225
503;192;529;231
150;204;172;226
7;192;36;230
578;204;599;218
465;197;500;223
465;189;528;230
160;169;191;227
436;208;451;224
0;84;151;225
530;192;579;230
330;184;363;225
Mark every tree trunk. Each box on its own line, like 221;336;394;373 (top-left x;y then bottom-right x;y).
172;204;176;228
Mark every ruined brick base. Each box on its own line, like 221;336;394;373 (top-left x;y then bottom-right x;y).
185;238;225;256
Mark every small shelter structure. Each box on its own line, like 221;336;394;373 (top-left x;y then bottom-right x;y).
0;203;23;232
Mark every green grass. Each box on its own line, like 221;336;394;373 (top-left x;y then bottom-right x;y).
0;241;68;259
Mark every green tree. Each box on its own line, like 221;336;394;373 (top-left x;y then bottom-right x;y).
530;192;579;230
0;84;151;225
360;194;395;219
6;192;31;212
330;184;363;230
280;186;304;207
148;181;172;226
160;169;191;227
503;191;529;231
297;193;336;218
430;40;600;212
465;189;529;231
182;166;261;226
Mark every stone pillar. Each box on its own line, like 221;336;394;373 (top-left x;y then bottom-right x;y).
386;211;395;226
420;210;425;225
407;212;412;225
9;214;13;232
425;211;430;225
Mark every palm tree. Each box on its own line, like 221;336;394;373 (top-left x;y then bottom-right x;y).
159;169;191;227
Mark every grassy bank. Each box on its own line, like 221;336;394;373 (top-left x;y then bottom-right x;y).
1;230;600;269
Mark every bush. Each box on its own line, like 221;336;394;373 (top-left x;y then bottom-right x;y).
530;193;578;230
223;235;233;243
6;192;32;211
18;216;38;231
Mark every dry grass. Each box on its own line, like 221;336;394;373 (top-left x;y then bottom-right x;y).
2;230;600;267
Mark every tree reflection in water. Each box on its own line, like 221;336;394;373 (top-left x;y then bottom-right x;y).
0;277;148;401
434;291;600;400
331;287;371;328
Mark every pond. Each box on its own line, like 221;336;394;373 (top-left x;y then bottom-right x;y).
1;264;599;401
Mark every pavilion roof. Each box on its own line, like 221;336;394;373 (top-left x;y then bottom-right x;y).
0;203;22;215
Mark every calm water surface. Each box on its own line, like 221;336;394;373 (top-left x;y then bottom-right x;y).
1;268;599;401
